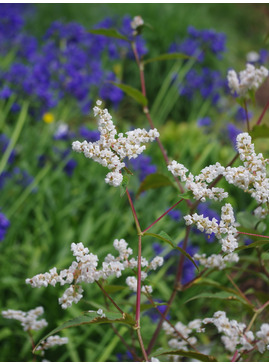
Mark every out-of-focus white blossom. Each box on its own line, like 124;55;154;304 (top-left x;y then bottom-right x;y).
227;63;268;97
2;306;48;331
194;252;239;270
36;335;68;352
246;51;260;63
72;101;159;187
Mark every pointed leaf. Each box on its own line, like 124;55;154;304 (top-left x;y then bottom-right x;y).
89;28;128;41
184;291;252;307
235;239;269;253
143;52;192;65
144;231;198;270
151;348;217;362
177;190;193;200
137;173;173;196
109;82;148;106
250;124;269;139
34;311;135;352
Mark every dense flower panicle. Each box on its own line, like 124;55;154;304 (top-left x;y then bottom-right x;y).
26;239;163;308
227;63;268;97
164;312;269;357
72;101;159;187
184;203;238;253
168;160;227;202
194;252;239;270
2;306;48;331
223;133;269;206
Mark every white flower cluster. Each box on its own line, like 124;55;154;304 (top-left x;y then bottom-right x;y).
223;133;269;206
256;323;269;353
194;252;239;270
162;319;203;354
125;256;164;295
227;63;268;97
168;161;227;202
184;203;239;253
2;306;48;331
203;311;253;353
72;101;159;187
203;311;269;354
36;335;68;352
26;239;163;309
164;312;269;357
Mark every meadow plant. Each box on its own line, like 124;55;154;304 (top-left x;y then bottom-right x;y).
2;11;269;363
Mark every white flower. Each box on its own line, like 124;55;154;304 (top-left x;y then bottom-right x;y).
227;63;268;97
36;335;68;351
194;253;239;270
2;307;48;331
72;101;159;187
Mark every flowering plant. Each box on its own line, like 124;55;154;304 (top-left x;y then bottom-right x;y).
2;9;269;362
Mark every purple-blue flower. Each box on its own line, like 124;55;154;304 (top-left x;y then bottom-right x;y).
0;211;10;241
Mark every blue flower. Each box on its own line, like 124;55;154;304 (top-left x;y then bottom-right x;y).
0;211;10;241
127;154;157;182
227;123;242;150
79;127;100;142
197;116;212;128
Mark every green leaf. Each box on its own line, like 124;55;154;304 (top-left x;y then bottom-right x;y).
151;348;217;362
192;277;238;296
143;52;191;65
237;211;260;230
102;285;126;294
235;239;269;253
144;231;198;270
185;291;251;307
137;173;173;196
250;124;269;139
89;28;128;41
177;191;193;200
34;311;135;352
120;175;129;197
109;82;148;106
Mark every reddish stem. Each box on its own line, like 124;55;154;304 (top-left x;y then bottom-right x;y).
142;198;184;233
237;231;269;239
231;349;239;362
256;97;269;125
126;188;141;234
136;234;142;325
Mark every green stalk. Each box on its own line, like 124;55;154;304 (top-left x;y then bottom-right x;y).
0;101;29;175
6;163;51;219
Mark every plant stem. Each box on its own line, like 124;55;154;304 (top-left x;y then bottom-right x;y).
125;187;148;361
231;349;239;362
96;281;124;314
256;97;269;125
142;198;184;234
146;295;199;353
137;328;149;361
136;235;142;325
131;41;187;197
237;231;269;239
126;188;142;234
226;274;253;307
244;99;250;132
